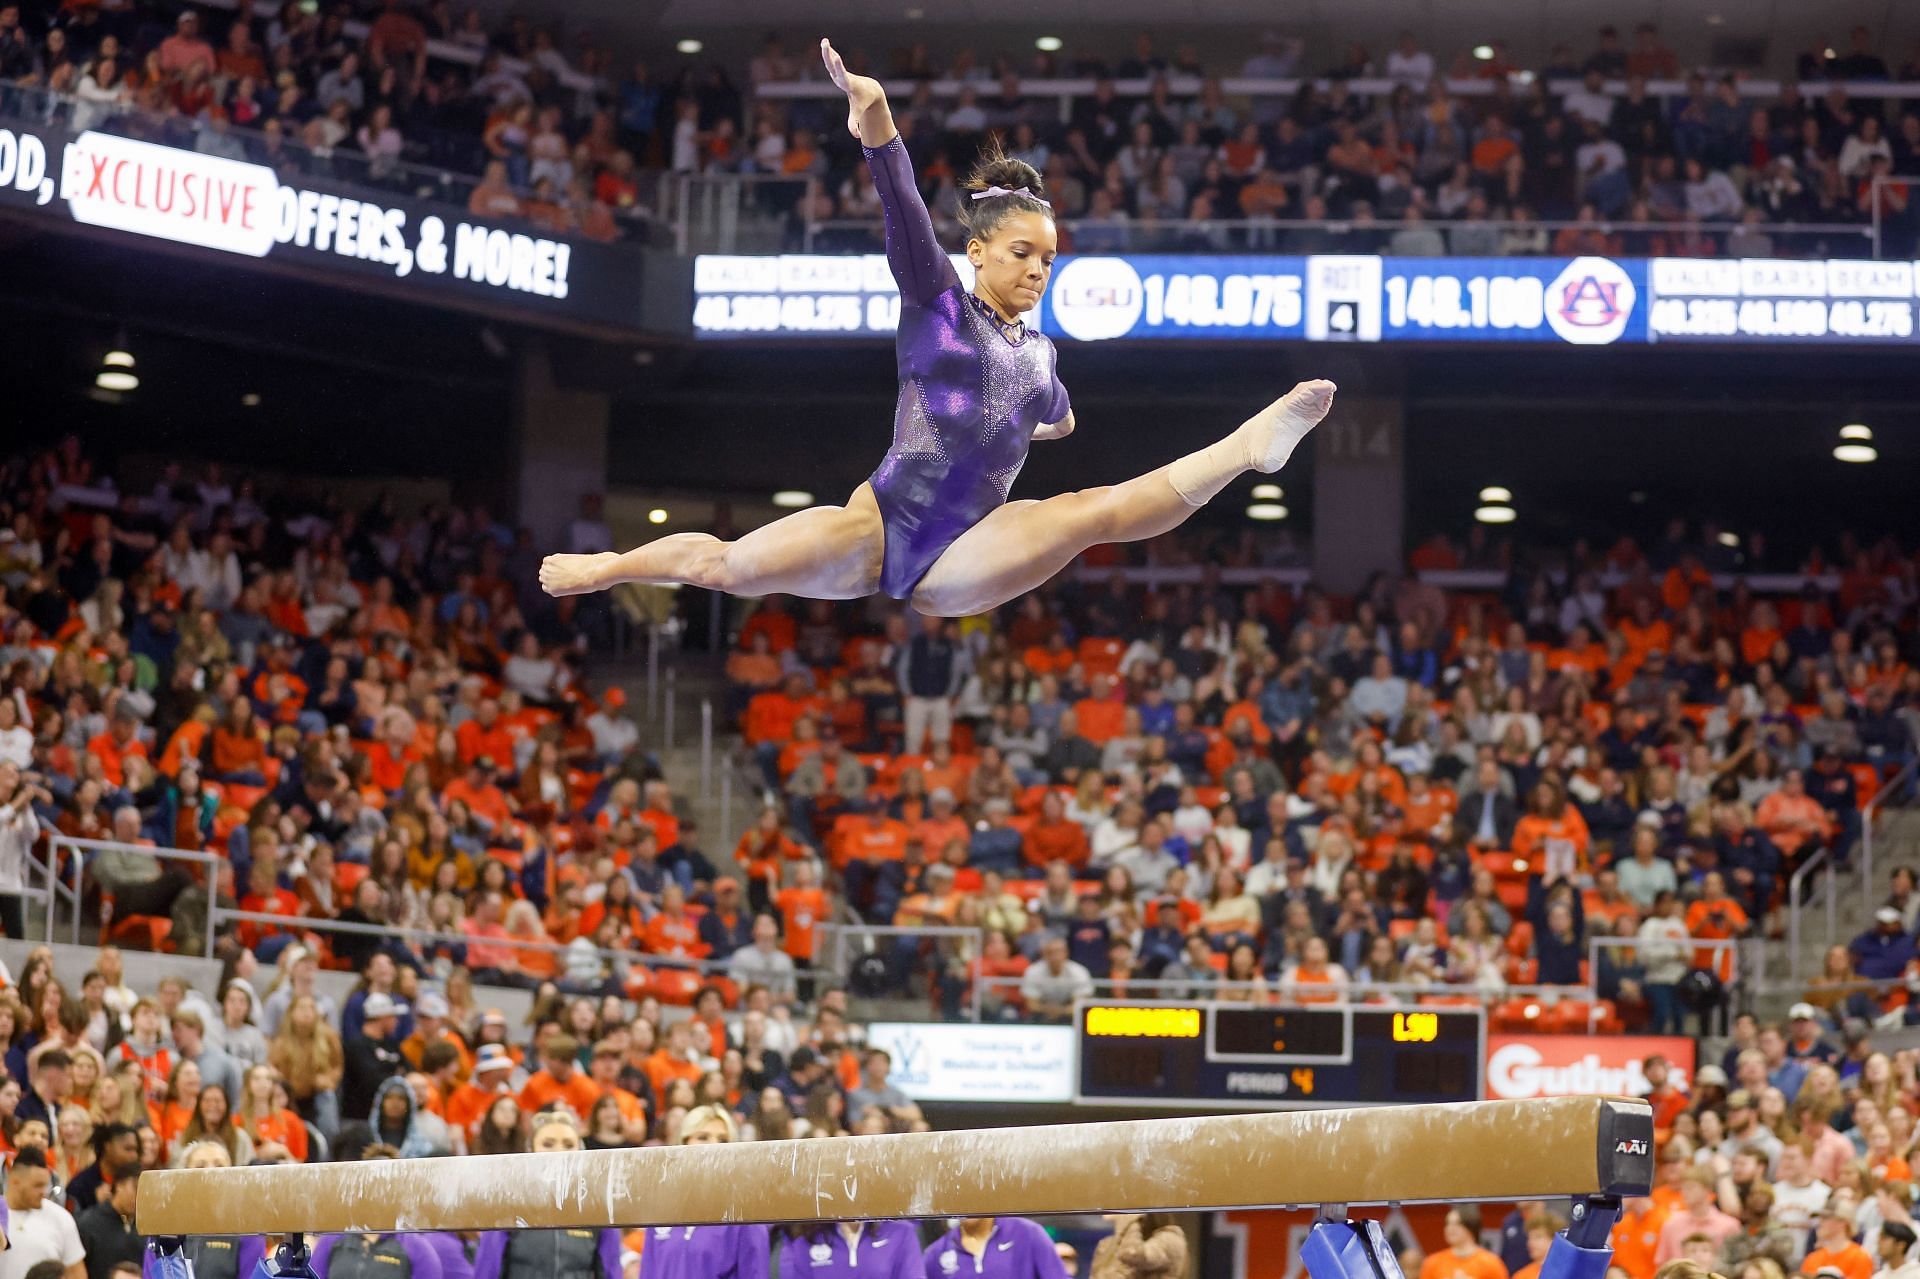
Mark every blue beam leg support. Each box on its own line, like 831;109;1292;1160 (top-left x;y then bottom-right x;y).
1538;1197;1621;1279
1303;1219;1407;1279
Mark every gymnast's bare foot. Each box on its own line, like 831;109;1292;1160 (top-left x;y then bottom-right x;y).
821;38;883;142
540;552;620;597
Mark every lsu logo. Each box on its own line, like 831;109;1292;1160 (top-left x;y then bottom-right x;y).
1048;257;1145;342
1545;256;1637;345
1615;1138;1650;1156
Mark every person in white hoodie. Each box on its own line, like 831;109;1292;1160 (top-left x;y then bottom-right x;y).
0;760;47;940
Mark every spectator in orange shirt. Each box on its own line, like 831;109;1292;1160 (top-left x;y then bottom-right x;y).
1074;675;1127;745
734;807;809;914
455;699;517;769
584;1040;649;1141
209;698;268;785
842;806;908;922
236;858;301;952
86;708;149;789
775;860;829;970
444;757;516;833
916;788;970;858
1609;1197;1669;1279
1509;1213;1565;1279
725;632;784;724
1756;770;1835;862
444;1043;516;1138
1642;1053;1691;1134
1419;1206;1509;1279
642;1019;706;1111
739;597;797;653
517;1034;602;1121
1024;790;1091;873
1800;1195;1874;1279
642;884;709;959
1685;871;1750;983
1512;778;1592;883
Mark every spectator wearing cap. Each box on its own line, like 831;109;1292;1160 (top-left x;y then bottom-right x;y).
1788;1005;1842;1066
444;1044;515;1140
1850;909;1916;983
157;10;216;77
1802;1196;1873;1279
698;877;755;959
1876;1222;1918;1279
263;945;336;1036
341;991;407;1121
400;993;472;1083
1722;1089;1784;1169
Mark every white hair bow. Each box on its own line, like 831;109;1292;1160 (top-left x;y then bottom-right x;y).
970;186;1050;207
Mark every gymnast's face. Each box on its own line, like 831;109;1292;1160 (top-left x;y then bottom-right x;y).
968;210;1057;317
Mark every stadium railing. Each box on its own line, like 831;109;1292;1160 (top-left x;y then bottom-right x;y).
41;835;225;952
797;214;1870;259
756;73;1920;109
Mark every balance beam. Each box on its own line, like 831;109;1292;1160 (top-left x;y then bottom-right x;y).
137;1096;1652;1237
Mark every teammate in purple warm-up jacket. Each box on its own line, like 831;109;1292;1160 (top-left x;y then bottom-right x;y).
636;1105;770;1279
778;1222;922;1279
922;1219;1068;1279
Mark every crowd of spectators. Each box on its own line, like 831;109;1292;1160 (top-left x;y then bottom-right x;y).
703;25;1920;257
6;6;1920;255
0;0;682;241
728;520;1918;1025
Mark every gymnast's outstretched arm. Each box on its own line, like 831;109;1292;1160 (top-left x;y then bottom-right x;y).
822;38;960;309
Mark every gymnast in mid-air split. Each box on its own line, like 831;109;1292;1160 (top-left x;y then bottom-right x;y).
540;37;1335;617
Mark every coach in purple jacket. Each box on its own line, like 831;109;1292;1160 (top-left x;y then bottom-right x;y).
637;1106;770;1279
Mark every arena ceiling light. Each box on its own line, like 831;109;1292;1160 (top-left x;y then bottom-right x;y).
241;393;261;408
1246;502;1287;521
1717;531;1740;548
1035;36;1063;52
1472;44;1495;61
772;490;814;508
96;348;137;392
648;508;670;524
1250;483;1283;500
1834;423;1877;463
1474;504;1516;524
675;38;703;54
1478;485;1512;503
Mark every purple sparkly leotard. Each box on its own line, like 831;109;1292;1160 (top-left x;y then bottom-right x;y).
863;135;1070;600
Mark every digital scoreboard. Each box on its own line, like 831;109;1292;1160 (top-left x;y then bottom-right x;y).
1074;1002;1485;1108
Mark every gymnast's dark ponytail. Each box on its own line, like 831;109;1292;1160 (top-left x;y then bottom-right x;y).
957;137;1050;241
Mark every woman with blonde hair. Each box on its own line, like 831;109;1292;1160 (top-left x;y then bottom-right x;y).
472;1111;623;1279
236;1064;309;1163
52;1104;93;1186
267;993;344;1137
66;1044;105;1109
624;1103;768;1275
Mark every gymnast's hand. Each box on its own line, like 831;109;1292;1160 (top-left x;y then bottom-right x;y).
1031;410;1076;442
821;38;884;141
